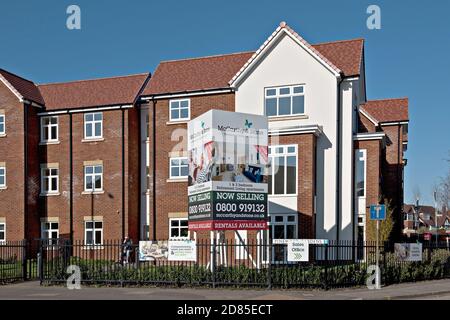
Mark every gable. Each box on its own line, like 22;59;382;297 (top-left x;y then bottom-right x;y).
231;23;342;87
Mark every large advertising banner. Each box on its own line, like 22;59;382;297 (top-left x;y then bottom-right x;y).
188;110;269;231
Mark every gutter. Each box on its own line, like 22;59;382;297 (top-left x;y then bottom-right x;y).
140;88;233;101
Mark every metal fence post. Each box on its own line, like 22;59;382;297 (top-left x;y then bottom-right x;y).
267;239;272;290
22;240;28;281
37;252;43;284
212;234;216;289
324;243;329;290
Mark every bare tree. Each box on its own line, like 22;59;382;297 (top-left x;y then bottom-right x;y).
435;169;450;213
412;185;421;204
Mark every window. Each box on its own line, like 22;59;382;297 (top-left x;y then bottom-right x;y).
169;218;188;238
41;167;59;194
40;116;58;142
41;222;59;245
0;223;5;242
169;99;190;121
270;214;297;263
268;145;297;195
169;157;188;179
85;221;103;245
0;114;5;135
84;165;103;192
84;112;103;139
0;166;5;188
355;150;366;197
265;85;305;117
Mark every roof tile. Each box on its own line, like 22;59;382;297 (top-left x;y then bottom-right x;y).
361;98;409;123
0;69;45;105
38;73;150;110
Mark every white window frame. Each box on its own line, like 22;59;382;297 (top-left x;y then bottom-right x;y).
169;99;190;122
270;214;298;239
355;149;367;198
0;114;5;135
0;222;5;242
84;221;103;245
169;157;188;179
264;85;305;117
169;218;189;239
84;112;103;140
41;222;59;244
268;145;298;196
84;165;103;192
0;166;6;189
41;167;59;195
40;116;59;143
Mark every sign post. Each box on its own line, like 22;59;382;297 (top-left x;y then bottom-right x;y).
187;110;269;277
370;204;386;289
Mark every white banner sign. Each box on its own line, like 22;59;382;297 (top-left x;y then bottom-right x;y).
168;240;197;262
394;243;422;262
272;239;329;245
287;240;309;262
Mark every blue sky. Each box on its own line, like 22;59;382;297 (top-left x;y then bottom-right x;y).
1;0;449;205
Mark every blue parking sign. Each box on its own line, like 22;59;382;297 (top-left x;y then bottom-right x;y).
370;205;386;220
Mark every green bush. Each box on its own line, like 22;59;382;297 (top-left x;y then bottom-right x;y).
41;249;450;288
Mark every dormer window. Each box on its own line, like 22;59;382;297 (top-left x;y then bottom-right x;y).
265;85;305;117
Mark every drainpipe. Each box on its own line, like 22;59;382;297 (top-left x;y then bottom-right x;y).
69;113;73;245
335;76;344;243
152;99;157;241
122;108;126;240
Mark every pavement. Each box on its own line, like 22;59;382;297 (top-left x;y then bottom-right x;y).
1;279;450;300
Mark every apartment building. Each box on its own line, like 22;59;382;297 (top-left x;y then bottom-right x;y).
0;22;409;244
0;70;150;243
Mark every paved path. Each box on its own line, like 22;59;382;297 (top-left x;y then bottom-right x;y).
1;279;450;300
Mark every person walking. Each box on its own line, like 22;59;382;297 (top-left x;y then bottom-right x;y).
122;237;133;264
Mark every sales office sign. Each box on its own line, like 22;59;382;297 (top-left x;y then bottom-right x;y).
187;110;269;231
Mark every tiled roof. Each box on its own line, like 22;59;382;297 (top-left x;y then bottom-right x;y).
360;98;409;123
142;52;254;96
143;35;364;95
0;68;45;105
38;73;150;110
312;39;364;77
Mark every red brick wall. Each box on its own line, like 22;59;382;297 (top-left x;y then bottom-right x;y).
149;93;236;240
39;108;139;242
380;124;405;240
25;105;41;240
355;139;381;239
0;82;25;241
269;134;316;239
358;112;377;133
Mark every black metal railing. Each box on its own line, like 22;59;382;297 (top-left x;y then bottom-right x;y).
0;240;39;283
34;239;450;289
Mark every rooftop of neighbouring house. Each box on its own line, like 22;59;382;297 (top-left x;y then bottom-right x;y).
360;98;409;124
37;73;150;110
0;68;45;105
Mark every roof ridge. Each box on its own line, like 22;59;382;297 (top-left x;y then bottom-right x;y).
0;68;37;85
313;38;365;46
159;51;255;64
366;97;409;103
38;72;150;86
